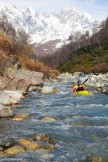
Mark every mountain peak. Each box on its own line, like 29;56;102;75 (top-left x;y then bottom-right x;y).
61;7;77;12
0;1;100;51
0;1;7;8
26;6;36;15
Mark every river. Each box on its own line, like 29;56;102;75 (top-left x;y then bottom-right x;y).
0;79;108;162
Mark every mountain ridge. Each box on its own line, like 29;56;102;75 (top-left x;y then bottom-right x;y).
0;1;100;55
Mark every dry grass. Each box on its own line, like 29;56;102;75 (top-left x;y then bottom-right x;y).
19;56;59;78
0;31;59;78
0;32;13;54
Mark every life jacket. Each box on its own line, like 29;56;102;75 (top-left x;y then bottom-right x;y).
72;84;86;92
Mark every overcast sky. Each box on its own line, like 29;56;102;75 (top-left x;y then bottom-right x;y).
1;0;108;21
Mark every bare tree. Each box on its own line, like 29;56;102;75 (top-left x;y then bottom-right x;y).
16;28;30;45
0;14;16;40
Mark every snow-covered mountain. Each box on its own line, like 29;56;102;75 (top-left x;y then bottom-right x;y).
0;1;100;55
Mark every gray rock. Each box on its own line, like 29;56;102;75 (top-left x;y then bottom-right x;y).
0;92;12;106
28;84;43;92
0;137;16;148
0;105;14;117
106;88;108;94
0;70;44;117
101;86;108;94
41;86;60;94
11;69;44;85
0;146;4;151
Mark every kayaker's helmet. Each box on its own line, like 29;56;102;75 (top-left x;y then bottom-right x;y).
77;79;81;84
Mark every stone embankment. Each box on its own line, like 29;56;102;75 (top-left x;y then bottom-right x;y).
0;69;44;117
57;72;108;95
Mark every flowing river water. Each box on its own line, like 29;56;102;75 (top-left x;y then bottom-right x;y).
0;79;108;162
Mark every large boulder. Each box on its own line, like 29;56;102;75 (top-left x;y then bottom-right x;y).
99;86;108;95
41;86;60;94
0;91;24;106
0;104;14;117
0;76;9;90
5;145;25;155
4;90;24;101
11;69;44;85
0;69;44;93
0;137;16;148
0;92;12;106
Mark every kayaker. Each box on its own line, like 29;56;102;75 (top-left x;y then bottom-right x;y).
72;79;86;92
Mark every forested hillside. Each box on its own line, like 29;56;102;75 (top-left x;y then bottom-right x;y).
57;18;108;73
40;17;108;74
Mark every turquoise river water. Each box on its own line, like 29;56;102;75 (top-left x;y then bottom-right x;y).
0;80;108;162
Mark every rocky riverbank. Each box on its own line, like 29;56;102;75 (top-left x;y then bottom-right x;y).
0;71;107;161
0;133;56;158
0;69;44;117
1;71;108;117
56;72;108;95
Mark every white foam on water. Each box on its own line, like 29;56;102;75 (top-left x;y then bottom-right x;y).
75;103;108;108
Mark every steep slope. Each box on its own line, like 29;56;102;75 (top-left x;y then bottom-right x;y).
0;1;100;55
57;19;108;74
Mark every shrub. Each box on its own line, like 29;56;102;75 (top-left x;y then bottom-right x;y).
91;63;108;73
19;56;59;78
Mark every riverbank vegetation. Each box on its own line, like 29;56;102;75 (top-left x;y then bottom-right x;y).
0;14;59;78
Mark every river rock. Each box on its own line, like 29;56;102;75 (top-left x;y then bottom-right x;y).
101;86;108;94
0;151;5;157
0;69;44;118
5;145;25;155
45;144;56;151
0;90;24;106
85;156;102;162
31;133;56;145
0;146;4;152
40;116;57;122
12;113;30;121
0;137;16;148
28;84;43;92
0;105;14;117
0;92;12;106
57;72;73;81
39;151;52;160
19;138;41;151
19;138;31;147
31;133;48;141
41;86;60;94
26;142;40;151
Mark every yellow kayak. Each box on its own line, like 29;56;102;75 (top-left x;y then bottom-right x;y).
75;90;90;96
